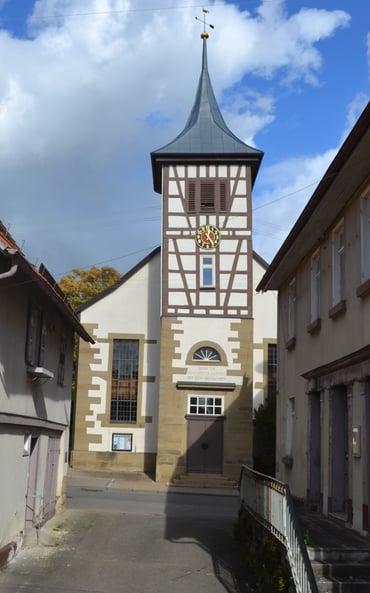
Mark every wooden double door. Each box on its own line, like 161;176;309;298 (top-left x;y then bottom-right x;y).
186;416;224;473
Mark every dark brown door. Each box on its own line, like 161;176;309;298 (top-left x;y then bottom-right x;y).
308;392;321;504
187;416;223;473
330;386;348;513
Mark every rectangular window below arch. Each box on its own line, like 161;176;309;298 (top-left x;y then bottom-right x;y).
188;396;224;415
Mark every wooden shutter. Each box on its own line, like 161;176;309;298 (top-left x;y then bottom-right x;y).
25;303;36;365
200;182;215;211
188;182;196;211
25;303;44;366
219;181;227;211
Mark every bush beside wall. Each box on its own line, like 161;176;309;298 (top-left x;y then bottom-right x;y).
234;508;293;593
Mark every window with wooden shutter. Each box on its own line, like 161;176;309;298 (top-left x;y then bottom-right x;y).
25;303;44;366
186;179;228;212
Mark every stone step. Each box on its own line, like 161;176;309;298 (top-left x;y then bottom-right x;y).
308;547;370;562
315;575;370;593
312;561;370;578
309;548;370;592
169;473;238;489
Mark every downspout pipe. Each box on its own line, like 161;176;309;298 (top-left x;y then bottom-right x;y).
0;249;18;280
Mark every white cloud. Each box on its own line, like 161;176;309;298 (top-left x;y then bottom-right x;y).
253;149;337;262
0;0;357;276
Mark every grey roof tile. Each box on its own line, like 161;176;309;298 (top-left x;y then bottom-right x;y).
151;39;263;192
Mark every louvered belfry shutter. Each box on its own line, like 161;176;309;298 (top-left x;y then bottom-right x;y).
188;181;196;211
220;181;227;211
200;182;215;211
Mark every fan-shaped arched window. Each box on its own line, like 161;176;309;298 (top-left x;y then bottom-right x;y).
192;346;221;362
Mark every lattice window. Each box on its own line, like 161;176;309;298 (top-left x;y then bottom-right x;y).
201;255;215;288
188;396;224;415
332;222;345;305
110;339;139;423
310;251;321;322
267;343;277;396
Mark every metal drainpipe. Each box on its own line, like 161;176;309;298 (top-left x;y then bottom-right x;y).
0;250;18;279
0;263;18;279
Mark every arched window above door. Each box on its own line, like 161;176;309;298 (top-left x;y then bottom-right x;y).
192;346;221;362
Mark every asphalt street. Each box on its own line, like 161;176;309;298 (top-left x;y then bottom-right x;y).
0;473;248;593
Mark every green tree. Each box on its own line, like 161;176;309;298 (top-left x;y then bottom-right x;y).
59;265;121;310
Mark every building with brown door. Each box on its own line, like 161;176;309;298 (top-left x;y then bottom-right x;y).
0;222;93;566
258;102;370;533
73;32;277;485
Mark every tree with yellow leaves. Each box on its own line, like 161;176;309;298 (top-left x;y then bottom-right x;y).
59;265;121;310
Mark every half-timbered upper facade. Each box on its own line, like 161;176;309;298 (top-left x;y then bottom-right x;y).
159;163;253;317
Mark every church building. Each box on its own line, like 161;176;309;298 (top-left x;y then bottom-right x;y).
72;29;276;485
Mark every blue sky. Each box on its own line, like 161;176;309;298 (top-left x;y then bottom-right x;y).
0;0;369;278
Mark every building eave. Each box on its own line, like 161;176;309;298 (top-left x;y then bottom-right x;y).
0;222;94;343
257;102;370;292
151;151;263;194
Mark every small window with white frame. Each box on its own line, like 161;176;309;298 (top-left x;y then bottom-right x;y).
310;250;320;322
361;194;370;282
285;396;295;457
200;255;215;288
288;278;296;340
332;221;345;305
188;395;224;415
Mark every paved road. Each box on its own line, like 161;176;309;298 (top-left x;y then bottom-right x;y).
0;476;248;593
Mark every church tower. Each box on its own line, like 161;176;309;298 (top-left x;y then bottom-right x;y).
151;24;263;484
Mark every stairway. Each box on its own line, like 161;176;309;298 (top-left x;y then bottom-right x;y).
295;506;370;592
168;473;238;490
309;547;370;592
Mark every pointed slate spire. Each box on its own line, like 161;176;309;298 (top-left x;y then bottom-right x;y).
151;36;263;193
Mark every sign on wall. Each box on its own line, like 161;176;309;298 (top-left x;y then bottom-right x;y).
112;433;133;452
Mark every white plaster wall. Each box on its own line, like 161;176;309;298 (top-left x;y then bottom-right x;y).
80;252;161;455
0;431;54;551
0;431;29;549
276;195;370;503
252;256;278;409
253;257;277;343
0;281;74;426
82;254;160;339
172;317;243;387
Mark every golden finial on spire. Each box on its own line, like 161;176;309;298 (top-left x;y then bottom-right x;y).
195;7;214;39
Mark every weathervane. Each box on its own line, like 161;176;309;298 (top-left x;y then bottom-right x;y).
195;7;214;39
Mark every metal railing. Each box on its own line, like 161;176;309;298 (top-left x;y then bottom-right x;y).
239;465;318;593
